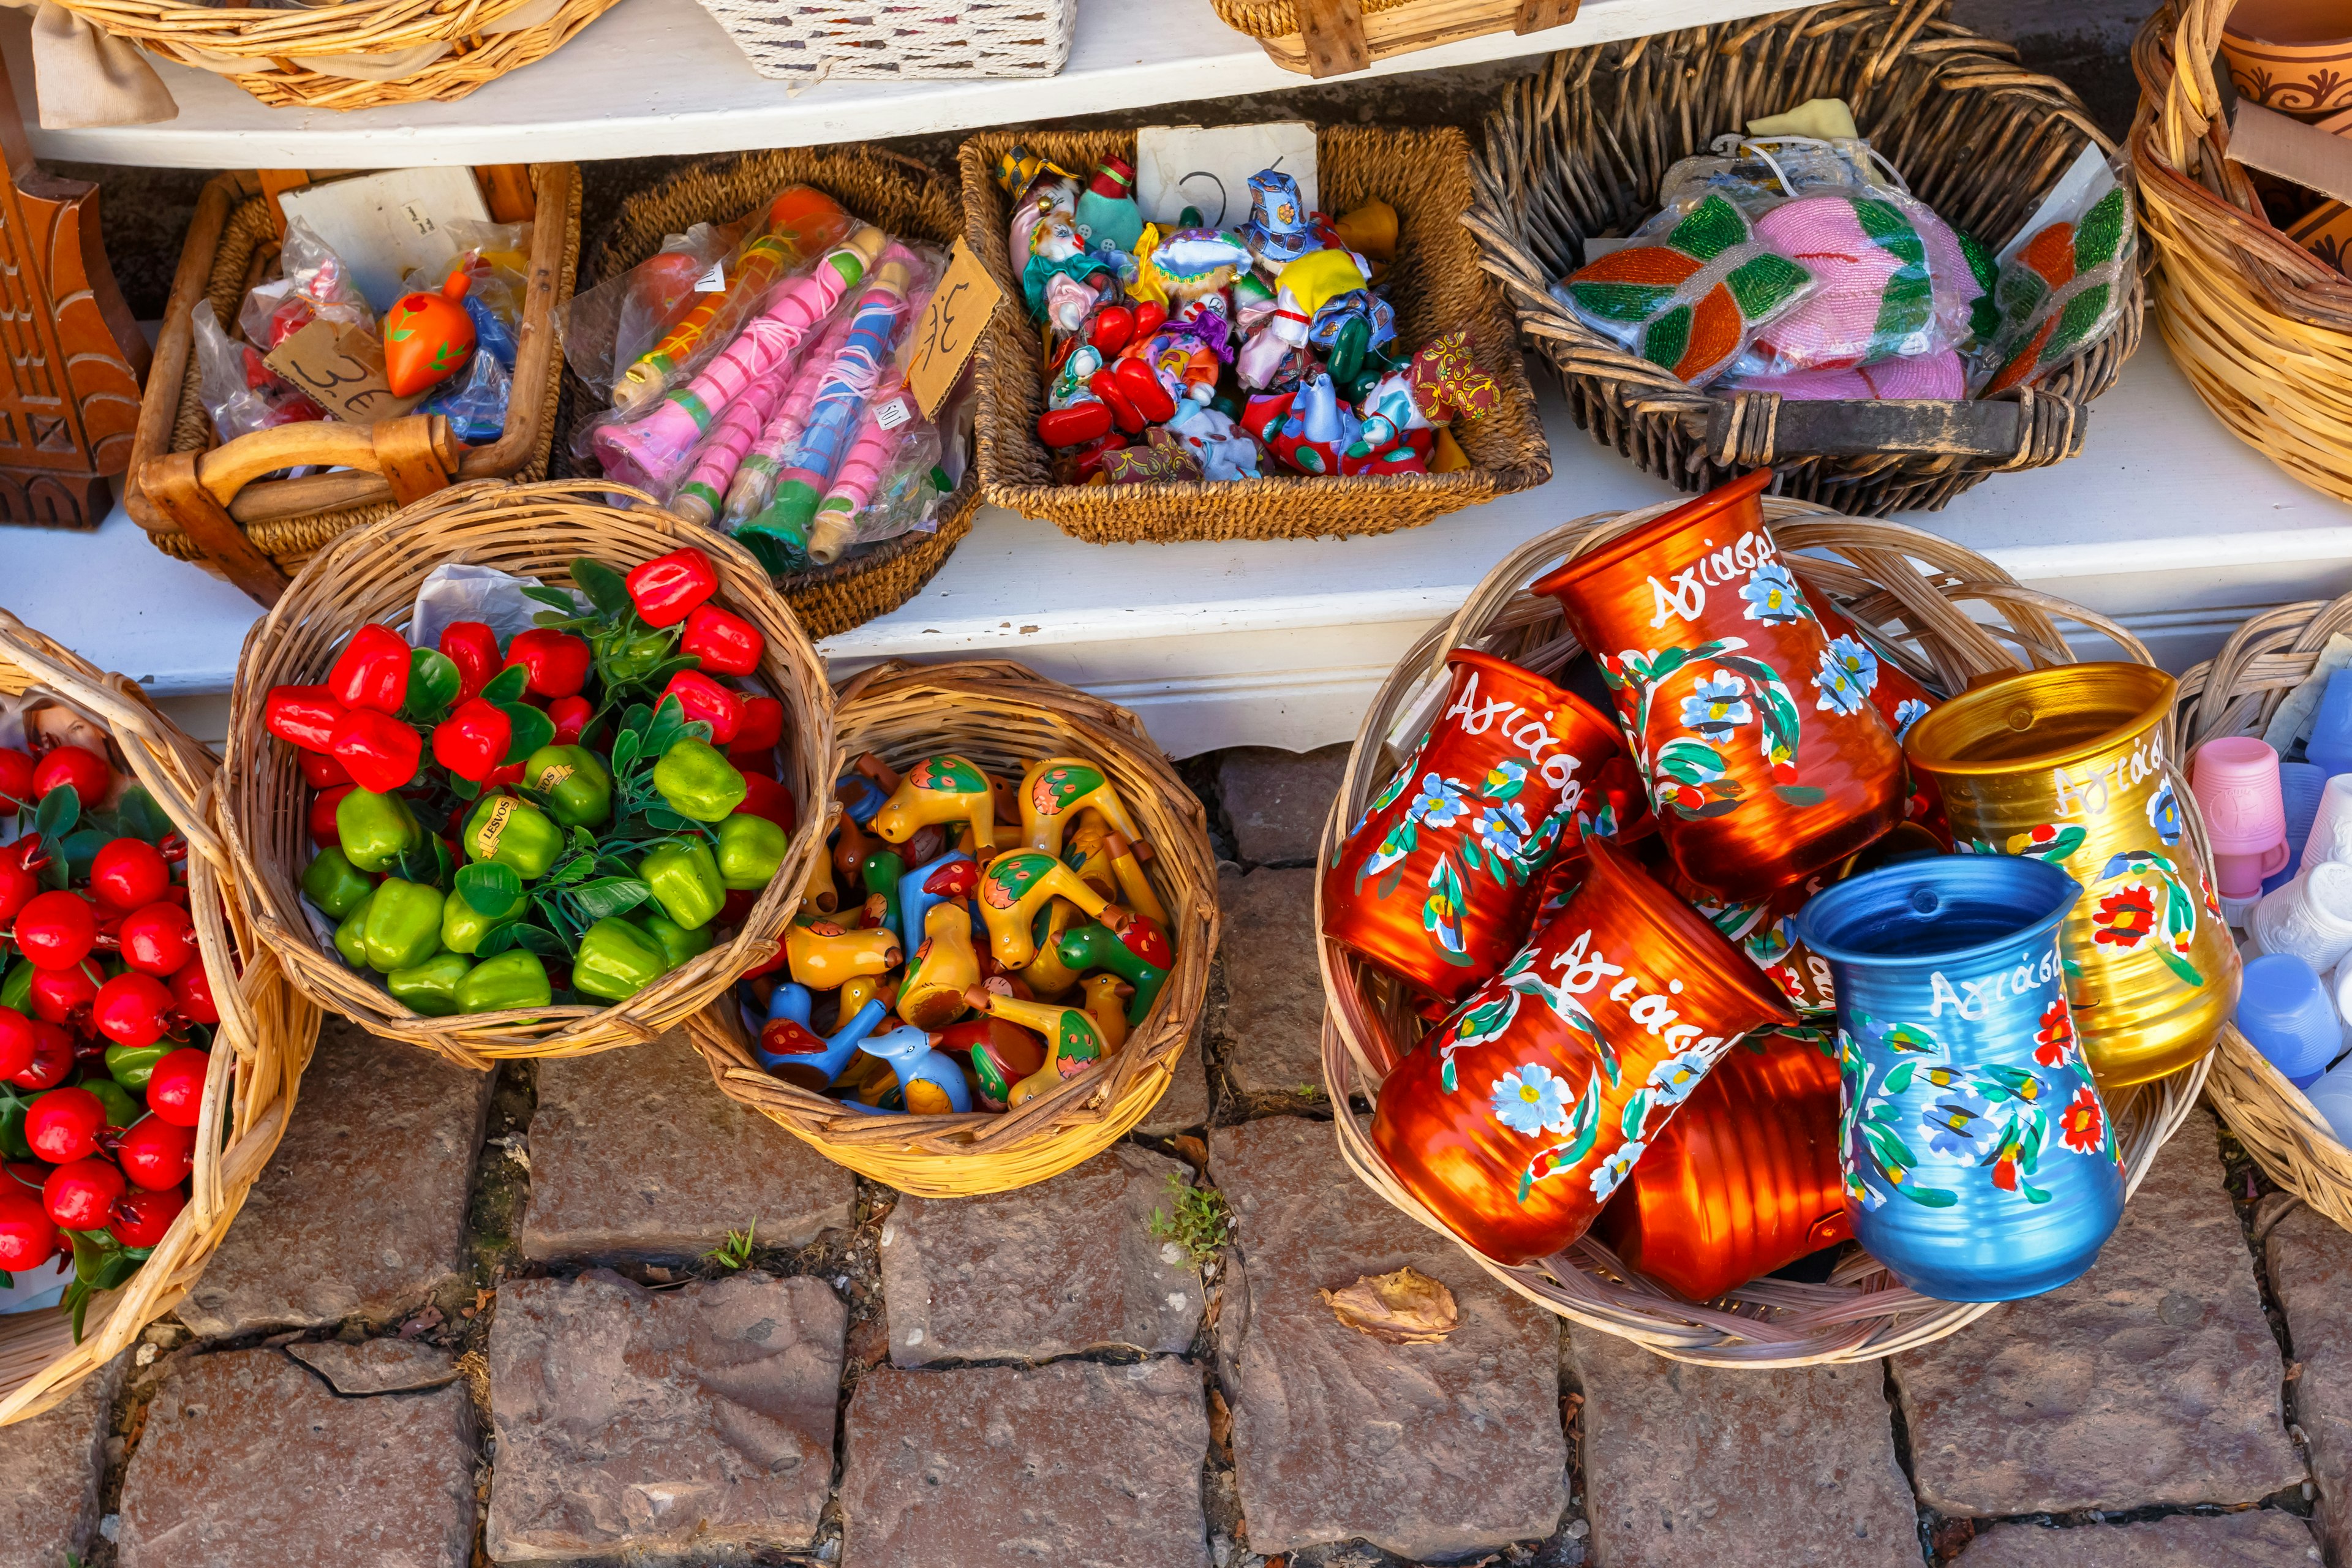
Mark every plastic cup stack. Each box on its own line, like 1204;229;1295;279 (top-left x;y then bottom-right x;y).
2252;862;2352;971
2193;736;2291;900
2307;1063;2352;1145
2309;669;2352;778
2239;952;2342;1087
2269;763;2328;894
2305;773;2352;875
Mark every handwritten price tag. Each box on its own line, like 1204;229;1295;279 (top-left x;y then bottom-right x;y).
901;238;1003;420
262;317;429;427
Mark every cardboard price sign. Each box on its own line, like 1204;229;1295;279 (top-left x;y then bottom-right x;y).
263;318;430;426
900;238;1002;420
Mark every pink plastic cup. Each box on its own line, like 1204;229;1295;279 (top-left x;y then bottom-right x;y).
2193;736;2291;897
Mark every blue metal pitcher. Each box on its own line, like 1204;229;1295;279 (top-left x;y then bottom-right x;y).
1793;854;2125;1302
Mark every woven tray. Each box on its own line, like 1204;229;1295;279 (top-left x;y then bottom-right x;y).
557;146;979;642
219;480;834;1070
0;610;320;1425
961;126;1551;544
693;0;1074;81
1467;1;2144;518
2177;596;2352;1230
125;164;582;607
687;659;1218;1196
1318;496;2214;1366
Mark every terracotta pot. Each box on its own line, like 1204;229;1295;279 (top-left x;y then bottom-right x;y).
1591;1025;1850;1302
2222;0;2352;117
1370;837;1799;1265
1322;649;1625;1001
1903;662;2241;1089
1533;471;1907;902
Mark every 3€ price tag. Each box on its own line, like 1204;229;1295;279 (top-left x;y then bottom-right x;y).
900;238;1003;420
262;317;430;427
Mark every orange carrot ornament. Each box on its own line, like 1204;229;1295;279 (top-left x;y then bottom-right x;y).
382;270;476;398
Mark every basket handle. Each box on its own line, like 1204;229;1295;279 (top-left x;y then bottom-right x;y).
137;415;464;607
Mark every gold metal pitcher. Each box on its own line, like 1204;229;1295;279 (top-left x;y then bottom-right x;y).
1903;663;2239;1088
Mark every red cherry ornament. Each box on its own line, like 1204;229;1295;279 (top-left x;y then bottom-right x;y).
29;961;100;1027
13;889;94;968
108;1185;186;1248
44;1159;124;1229
0;856;36;926
94;972;175;1048
145;1048;211;1128
119;902;197;976
25;1085;105;1163
0;1185;57;1270
382;270;477;399
31;744;108;803
90;837;171;911
11;1022;71;1089
171;960;219;1027
0;748;32;813
0;1007;31;1080
116;1117;195;1191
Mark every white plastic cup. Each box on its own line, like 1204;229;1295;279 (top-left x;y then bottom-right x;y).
2304;774;2352;875
2252;862;2352;974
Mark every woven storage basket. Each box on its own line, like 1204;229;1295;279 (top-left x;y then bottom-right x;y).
559;147;979;643
686;659;1217;1197
2130;1;2352;506
125;164;582;608
1467;0;2144;518
2177;596;2352;1231
48;0;622;111
220;480;832;1070
1318;496;2215;1366
1210;0;1577;77
693;0;1072;81
962;126;1551;544
0;610;320;1425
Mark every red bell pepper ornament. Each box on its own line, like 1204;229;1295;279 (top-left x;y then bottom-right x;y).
737;772;797;834
32;745;110;803
681;605;764;677
503;629;592;700
548;695;592;747
431;698;514;785
311;784;353;848
732;696;785;755
439;620;503;704
328;624;412;714
298;750;353;789
626;548;720;628
265;686;345;753
659;670;744;745
329;709;423;795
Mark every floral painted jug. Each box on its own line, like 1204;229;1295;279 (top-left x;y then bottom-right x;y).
1796;853;2125;1302
1324;650;1625;1002
1371;837;1798;1265
1532;470;1907;902
1902;663;2239;1088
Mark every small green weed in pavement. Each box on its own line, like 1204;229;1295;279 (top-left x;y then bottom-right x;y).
1150;1173;1232;1267
705;1223;758;1272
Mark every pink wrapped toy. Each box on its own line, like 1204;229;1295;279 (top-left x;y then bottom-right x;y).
1733;194;1978;379
722;310;859;527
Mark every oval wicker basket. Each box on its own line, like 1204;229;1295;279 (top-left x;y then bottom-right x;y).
686;659;1218;1197
1317;496;2215;1366
1466;0;2143;518
0;611;320;1425
219;480;832;1069
2177;595;2352;1231
557;146;980;643
2130;0;2352;506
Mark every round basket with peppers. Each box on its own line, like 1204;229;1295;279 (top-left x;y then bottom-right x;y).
222;481;831;1068
0;611;317;1427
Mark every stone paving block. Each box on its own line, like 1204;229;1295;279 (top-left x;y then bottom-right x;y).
1569;1327;1915;1568
1954;1511;2322;1566
1212;1114;1567;1561
488;1270;845;1562
879;1144;1202;1366
1216;867;1325;1095
1218;744;1349;865
178;1018;496;1340
0;1351;126;1568
1894;1112;2305;1517
117;1346;476;1567
2265;1203;2352;1563
840;1357;1208;1568
520;1030;853;1263
288;1336;459;1395
1136;1021;1212;1136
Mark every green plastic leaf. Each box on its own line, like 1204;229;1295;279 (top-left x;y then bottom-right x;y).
497;703;558;766
114;786;174;846
570;876;652;921
404;647;462;720
31;783;79;846
457;861;524;916
451;775;481;802
508;923;571;958
609;728;643;780
621;703;654;742
643;695;688;758
60;827;110;881
523;585;584;614
570;557;632;617
480;663;529;706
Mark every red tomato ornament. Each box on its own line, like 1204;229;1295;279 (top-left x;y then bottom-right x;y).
329;708;423;794
311;784;353;848
109;1185;185;1248
119;902;197;977
681;605;764;677
14;889;94;968
503;630;592;700
12;1021;70;1089
432;698;513;784
299;750;353;789
737;772;797;834
44;1158;123;1229
660;670;743;745
26;1085;105;1162
265;685;345;753
0;747;32;812
733;695;785;754
328;624;412;714
32;745;109;804
0;856;39;927
548;695;592;747
0;1007;32;1080
116;1117;195;1190
625;548;720;627
170;960;219;1027
144;1048;210;1128
90;838;170;911
27;962;98;1028
93;972;175;1049
439;620;502;704
0;1186;56;1270
382;271;477;398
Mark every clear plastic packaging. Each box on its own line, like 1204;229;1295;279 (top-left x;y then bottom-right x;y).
1730;190;1980;378
560;222;737;399
415;350;511;444
238;217;371;355
191;299;323;443
1970;160;2136;398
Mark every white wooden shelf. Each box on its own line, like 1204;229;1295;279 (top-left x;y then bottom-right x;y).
6;0;1787;169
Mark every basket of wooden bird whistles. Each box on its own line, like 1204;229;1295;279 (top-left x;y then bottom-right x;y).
220;481;831;1070
687;660;1218;1197
1317;473;2224;1368
962;127;1549;543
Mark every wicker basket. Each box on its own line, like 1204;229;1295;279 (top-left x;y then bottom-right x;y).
1211;0;1575;77
1466;1;2144;518
49;0;622;111
0;611;320;1425
693;0;1073;81
219;480;833;1071
2130;1;2352;507
962;126;1551;544
686;659;1217;1197
1318;496;2215;1366
125;164;582;608
558;147;980;643
2177;596;2352;1231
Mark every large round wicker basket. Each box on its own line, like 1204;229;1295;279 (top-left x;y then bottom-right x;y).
1317;496;2214;1366
0;611;320;1425
1467;0;2143;517
687;660;1217;1197
2176;595;2352;1231
219;480;832;1070
2130;0;2352;506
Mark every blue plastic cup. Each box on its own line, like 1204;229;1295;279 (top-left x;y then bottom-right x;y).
2310;671;2352;778
2305;1068;2352;1145
2237;953;2342;1084
2272;764;2331;893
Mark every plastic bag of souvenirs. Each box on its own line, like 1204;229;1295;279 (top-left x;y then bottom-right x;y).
191;298;323;445
562;221;738;398
415;347;512;443
1969;153;2136;398
238;216;372;357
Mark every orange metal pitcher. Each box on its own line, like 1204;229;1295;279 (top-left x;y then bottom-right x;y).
1371;837;1798;1265
1532;471;1907;902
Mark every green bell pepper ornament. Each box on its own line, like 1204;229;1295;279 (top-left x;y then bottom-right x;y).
464;794;565;881
717;812;789;891
573;917;670;1001
363;878;446;974
333;889;378;969
639;840;725;930
302;846;377;921
337;788;421;873
653;738;747;822
83;1077;140;1131
442;881;529;956
387;952;473;1017
526;744;612;830
456;951;552;1014
637;910;715;971
105;1041;173;1093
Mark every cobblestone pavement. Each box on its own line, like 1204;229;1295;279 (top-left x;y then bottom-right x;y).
10;747;2336;1567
